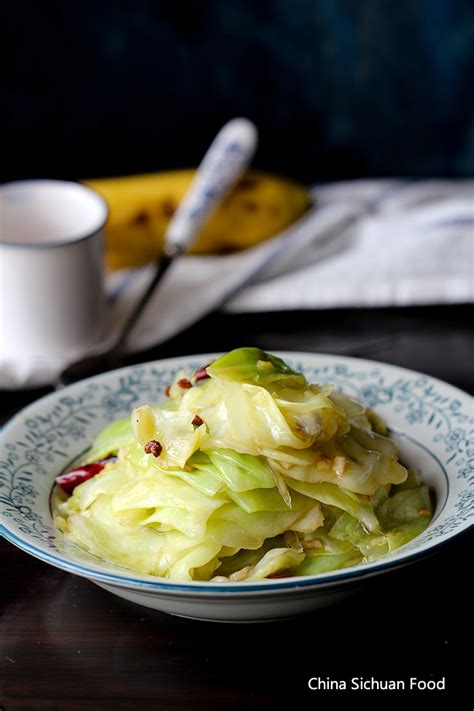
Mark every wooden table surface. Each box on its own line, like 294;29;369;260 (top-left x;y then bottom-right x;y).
1;306;472;711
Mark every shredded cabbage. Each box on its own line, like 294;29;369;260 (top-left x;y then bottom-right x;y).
53;347;433;581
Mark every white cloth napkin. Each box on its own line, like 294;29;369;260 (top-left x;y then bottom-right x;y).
1;179;473;389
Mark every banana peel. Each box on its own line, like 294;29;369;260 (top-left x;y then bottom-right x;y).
84;170;310;270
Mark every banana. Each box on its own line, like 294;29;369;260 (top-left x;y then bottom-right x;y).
84;170;310;270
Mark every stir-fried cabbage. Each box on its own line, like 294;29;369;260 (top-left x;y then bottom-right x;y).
53;347;433;581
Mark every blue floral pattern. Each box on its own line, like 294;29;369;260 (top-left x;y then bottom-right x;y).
0;354;472;567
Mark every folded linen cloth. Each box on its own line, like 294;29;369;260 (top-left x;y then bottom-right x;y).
228;179;474;311
1;179;472;389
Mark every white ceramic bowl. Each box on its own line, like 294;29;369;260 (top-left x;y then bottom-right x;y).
1;353;472;622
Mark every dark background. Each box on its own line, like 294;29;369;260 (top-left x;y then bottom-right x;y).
2;0;474;183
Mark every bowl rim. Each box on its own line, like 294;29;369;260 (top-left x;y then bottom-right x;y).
1;351;472;594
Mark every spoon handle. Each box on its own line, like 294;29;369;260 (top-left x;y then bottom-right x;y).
164;118;258;253
112;118;257;352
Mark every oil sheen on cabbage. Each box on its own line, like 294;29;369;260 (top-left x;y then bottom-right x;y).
52;348;433;582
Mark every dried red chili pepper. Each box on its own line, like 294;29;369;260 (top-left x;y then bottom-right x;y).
194;368;210;382
55;456;116;495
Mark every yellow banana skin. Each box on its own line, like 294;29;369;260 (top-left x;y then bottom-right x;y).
84;170;310;270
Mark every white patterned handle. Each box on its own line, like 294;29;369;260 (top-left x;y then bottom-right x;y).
164;118;258;253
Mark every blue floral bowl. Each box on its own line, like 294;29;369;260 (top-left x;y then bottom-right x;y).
1;353;472;622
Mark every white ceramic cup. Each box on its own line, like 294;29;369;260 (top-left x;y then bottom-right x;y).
0;180;108;365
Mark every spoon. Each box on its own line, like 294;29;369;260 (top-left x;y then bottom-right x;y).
55;118;258;388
